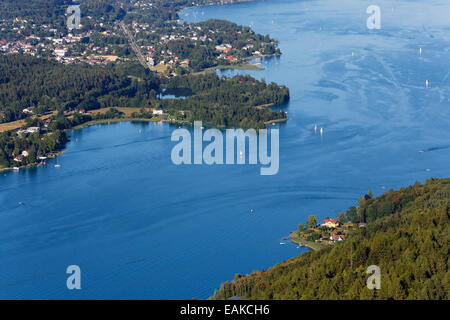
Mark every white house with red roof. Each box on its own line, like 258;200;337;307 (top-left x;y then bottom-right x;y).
322;218;339;228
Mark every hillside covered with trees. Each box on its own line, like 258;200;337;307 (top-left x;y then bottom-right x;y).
212;178;450;300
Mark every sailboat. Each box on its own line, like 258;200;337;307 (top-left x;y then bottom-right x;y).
314;124;318;134
426;80;429;88
320;127;324;136
419;47;422;56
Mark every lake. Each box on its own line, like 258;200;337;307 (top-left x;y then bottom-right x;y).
0;0;449;299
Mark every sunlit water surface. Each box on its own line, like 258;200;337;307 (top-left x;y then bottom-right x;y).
0;0;449;299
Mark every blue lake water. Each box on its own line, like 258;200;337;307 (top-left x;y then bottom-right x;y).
1;0;449;299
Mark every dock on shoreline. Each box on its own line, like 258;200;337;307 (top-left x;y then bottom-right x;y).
289;231;326;251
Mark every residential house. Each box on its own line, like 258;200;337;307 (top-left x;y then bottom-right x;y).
330;234;345;241
322;218;339;228
152;109;164;115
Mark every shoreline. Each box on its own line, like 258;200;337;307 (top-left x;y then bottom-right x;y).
179;0;260;16
0;113;286;175
180;0;280;71
1;2;286;176
70;117;164;131
206;63;265;72
0;152;62;173
289;231;326;251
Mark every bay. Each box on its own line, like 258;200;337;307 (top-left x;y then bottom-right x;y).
0;0;449;299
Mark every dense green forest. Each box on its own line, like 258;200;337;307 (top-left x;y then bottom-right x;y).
0;54;159;122
161;73;289;128
0;55;288;127
212;178;450;300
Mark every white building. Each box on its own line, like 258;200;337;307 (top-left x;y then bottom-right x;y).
54;48;67;57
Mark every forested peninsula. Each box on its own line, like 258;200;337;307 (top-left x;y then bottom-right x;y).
0;54;288;169
212;178;450;300
0;0;290;170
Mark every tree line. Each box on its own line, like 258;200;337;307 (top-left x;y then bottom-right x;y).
0;55;289;128
212;178;450;300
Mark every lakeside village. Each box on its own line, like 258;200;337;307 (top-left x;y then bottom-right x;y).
288;209;369;250
0;13;279;76
0;107;169;172
0;1;285;171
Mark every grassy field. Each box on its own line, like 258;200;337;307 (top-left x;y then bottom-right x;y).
89;55;120;62
0;112;57;133
0;108;151;133
289;231;326;251
193;63;265;75
212;63;264;71
71;117;163;130
150;64;169;73
87;107;152;117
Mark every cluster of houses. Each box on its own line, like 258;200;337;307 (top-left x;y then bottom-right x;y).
13;150;47;164
128;19;269;73
312;218;368;243
0;16;123;66
319;218;347;242
1;3;272;74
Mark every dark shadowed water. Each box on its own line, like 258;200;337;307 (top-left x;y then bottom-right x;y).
0;0;449;299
